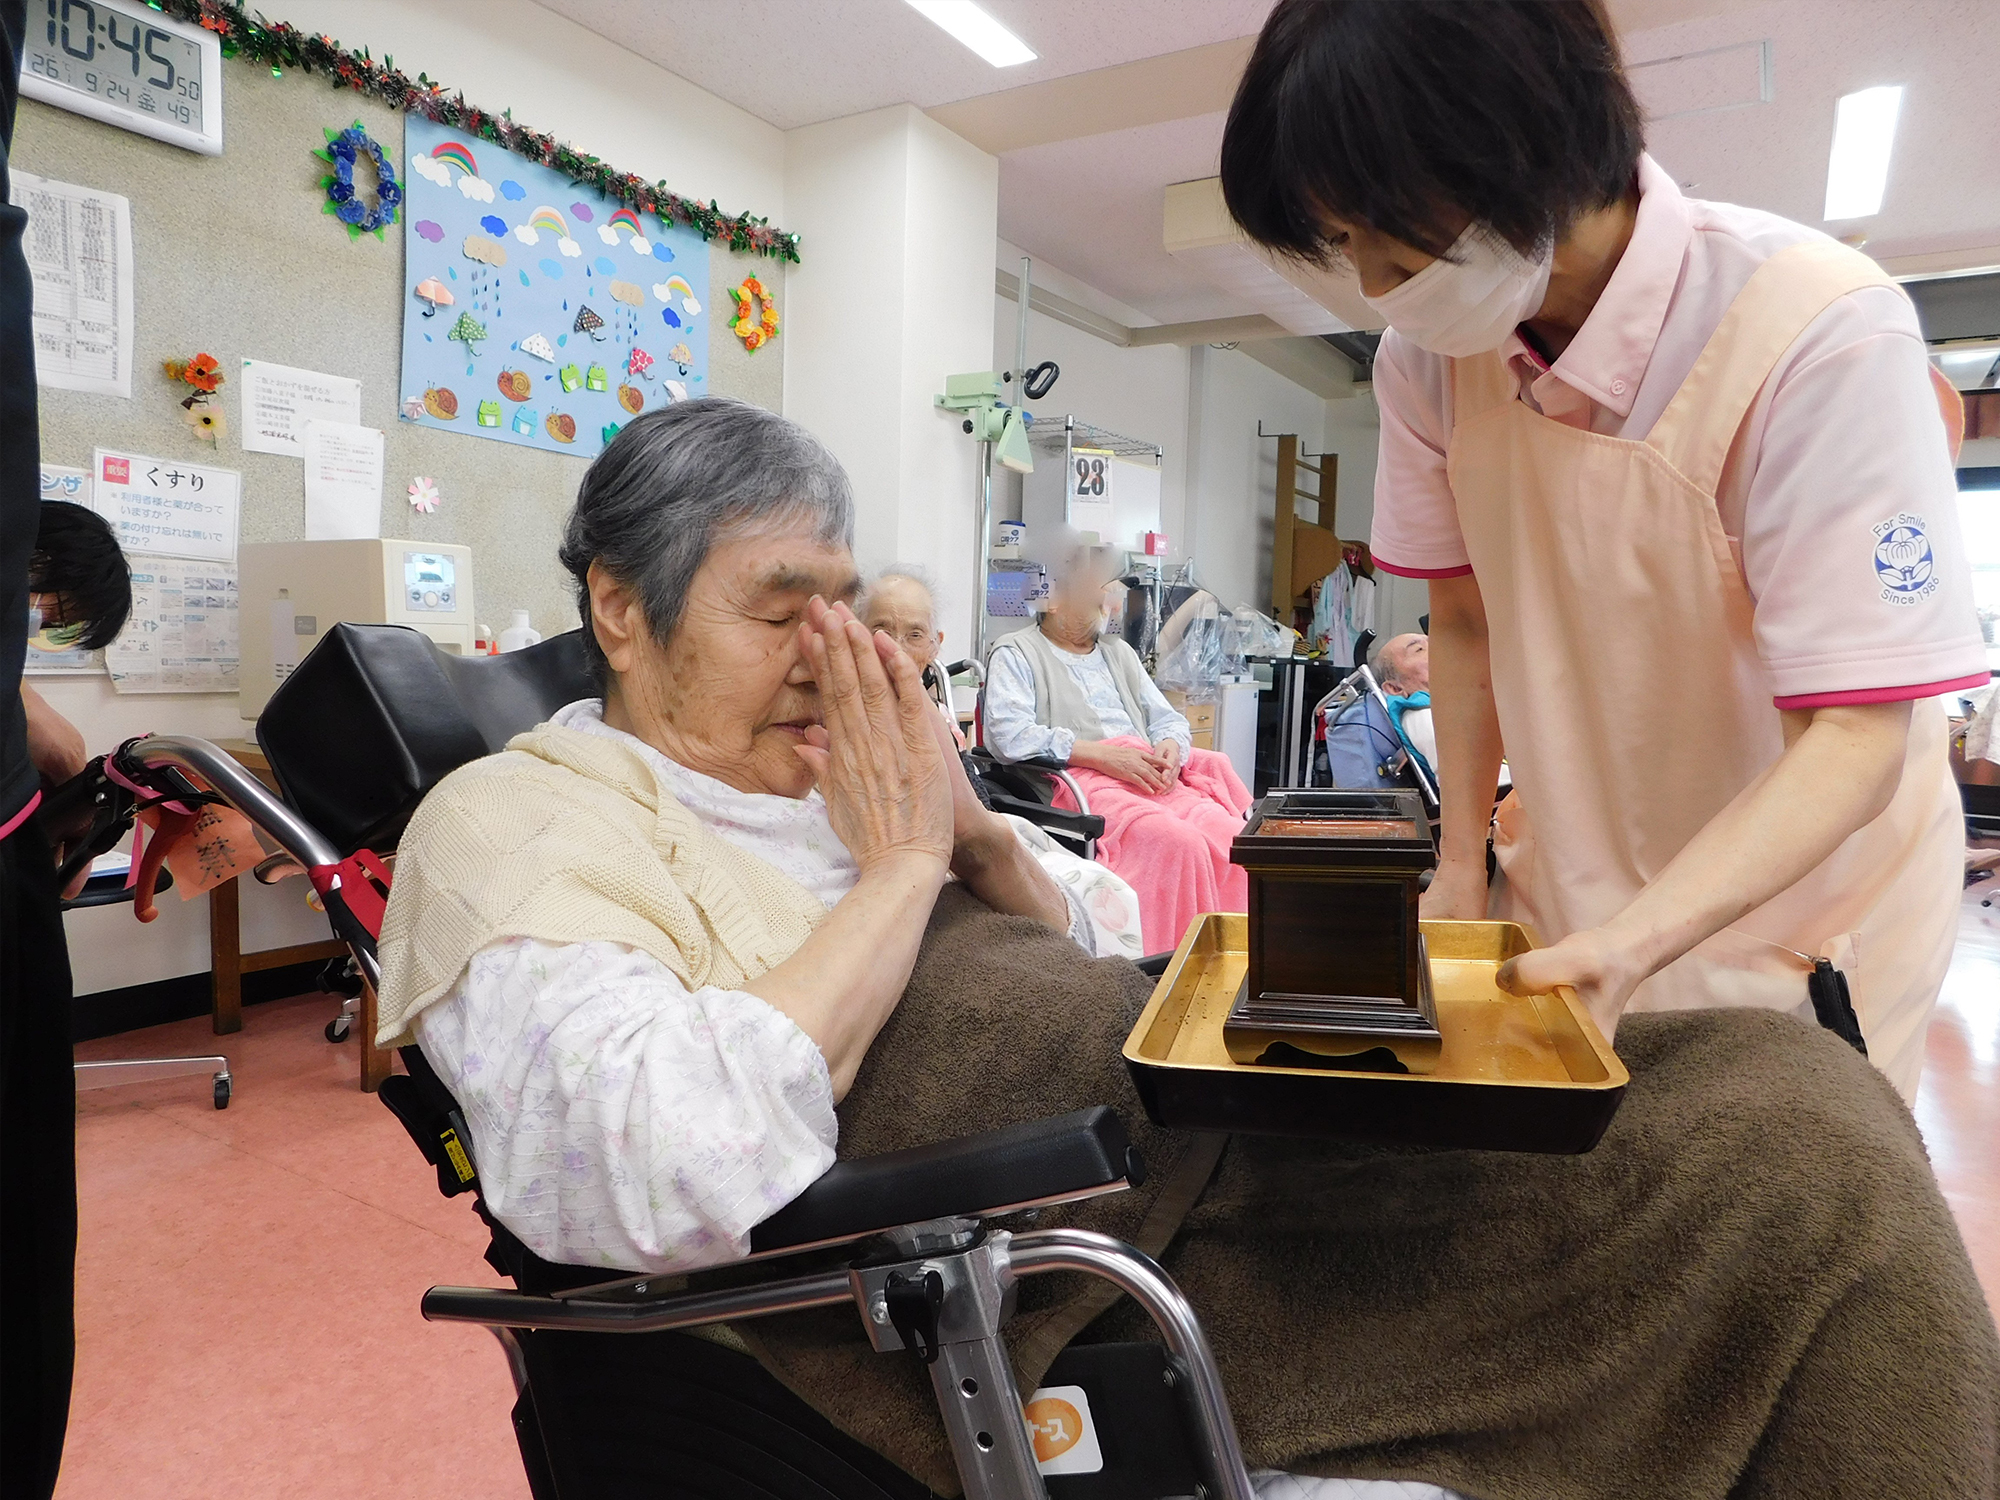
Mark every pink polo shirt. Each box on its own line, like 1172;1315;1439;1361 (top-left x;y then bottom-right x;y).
1370;154;1989;709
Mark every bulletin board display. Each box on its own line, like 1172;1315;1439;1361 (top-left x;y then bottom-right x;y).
398;118;710;459
17;68;780;644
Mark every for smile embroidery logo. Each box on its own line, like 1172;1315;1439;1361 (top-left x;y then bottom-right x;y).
1873;514;1939;605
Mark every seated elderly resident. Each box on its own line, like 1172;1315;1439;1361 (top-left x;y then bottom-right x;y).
1369;630;1437;777
860;563;1147;958
984;555;1254;952
375;400;1999;1500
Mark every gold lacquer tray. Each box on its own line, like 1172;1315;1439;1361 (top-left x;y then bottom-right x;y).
1123;915;1630;1154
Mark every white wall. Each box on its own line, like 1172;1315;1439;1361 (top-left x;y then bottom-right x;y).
46;0;795;996
991;248;1349;621
267;0;785;214
784;107;999;663
1320;391;1428;638
1184;345;1326;614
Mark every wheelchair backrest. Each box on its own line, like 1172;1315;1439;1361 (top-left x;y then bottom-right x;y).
1322;693;1406;791
256;622;595;856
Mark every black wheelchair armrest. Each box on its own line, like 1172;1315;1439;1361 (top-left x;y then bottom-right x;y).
1134;951;1174;978
984;791;1106;843
749;1106;1143;1255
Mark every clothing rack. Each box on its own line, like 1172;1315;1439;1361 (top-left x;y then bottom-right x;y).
1265;431;1362;627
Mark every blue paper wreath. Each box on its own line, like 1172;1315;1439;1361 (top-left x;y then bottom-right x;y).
315;121;402;241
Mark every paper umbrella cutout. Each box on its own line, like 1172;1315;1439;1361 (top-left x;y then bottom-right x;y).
413;277;455;317
520;332;557;363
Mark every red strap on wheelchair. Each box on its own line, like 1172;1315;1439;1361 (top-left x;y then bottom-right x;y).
308;850;393;942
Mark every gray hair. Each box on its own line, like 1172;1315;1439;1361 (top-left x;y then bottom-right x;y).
862;563;939;623
559;398;854;678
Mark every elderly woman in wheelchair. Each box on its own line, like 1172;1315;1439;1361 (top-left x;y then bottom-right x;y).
379;399;1998;1500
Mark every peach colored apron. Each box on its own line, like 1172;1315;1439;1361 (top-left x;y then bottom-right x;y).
1446;240;1962;1099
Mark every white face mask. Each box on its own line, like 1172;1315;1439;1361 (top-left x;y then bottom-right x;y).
1362;223;1553;357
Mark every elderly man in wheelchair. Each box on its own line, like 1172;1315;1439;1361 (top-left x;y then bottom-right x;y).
249;398;1988;1500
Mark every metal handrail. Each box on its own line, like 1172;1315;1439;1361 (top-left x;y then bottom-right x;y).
129;736;342;871
1008;1230;1255;1500
422;1267;854;1334
419;1227;1256;1500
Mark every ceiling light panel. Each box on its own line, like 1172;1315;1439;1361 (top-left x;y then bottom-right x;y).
905;0;1036;68
1823;85;1904;221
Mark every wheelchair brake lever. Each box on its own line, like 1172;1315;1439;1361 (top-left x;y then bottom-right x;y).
883;1267;945;1365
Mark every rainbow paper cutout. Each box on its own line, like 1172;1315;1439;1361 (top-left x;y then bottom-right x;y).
529;206;570;240
430;141;478;177
607;207;646;237
661;275;695;304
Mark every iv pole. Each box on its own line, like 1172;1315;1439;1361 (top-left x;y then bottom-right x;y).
972;255;1034;669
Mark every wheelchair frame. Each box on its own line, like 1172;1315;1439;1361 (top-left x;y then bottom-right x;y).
93;732;1259;1500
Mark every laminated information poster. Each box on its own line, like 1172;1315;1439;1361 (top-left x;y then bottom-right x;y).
26;464;103;675
17;171;134;398
106;556;239;694
91;449;240;564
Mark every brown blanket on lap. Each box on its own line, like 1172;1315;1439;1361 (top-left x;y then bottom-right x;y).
744;886;2000;1498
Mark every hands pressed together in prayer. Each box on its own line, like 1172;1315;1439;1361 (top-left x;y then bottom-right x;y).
750;598;1074;1097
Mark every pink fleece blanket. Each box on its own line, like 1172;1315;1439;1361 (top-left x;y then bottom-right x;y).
1054;738;1253;954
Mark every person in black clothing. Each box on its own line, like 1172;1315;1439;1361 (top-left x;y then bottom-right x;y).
0;2;84;1493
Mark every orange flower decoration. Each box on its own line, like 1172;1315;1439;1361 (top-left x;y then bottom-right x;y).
164;352;225;394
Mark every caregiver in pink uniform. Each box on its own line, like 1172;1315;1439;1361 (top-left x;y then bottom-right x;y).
1221;0;1986;1098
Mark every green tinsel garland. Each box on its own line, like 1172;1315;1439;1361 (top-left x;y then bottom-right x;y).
151;0;801;263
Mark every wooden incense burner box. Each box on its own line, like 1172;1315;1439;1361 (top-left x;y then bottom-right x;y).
1226;789;1441;1071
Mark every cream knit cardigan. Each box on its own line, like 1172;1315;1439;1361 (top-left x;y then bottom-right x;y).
374;722;829;1050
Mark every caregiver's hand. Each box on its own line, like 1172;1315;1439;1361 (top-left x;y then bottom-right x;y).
1073;739;1174;794
795;598;953;874
1494;926;1643;1021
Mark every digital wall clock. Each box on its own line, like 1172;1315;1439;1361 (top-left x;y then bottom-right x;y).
19;0;223;155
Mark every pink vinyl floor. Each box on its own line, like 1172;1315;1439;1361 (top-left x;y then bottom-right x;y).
55;887;2000;1499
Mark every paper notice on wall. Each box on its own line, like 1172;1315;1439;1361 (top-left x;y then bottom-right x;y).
301;420;384;540
106;556;239;694
239;359;363;455
91;449;240;563
26;464;104;674
1066;447;1116;544
40;463;88;504
17;171;134;398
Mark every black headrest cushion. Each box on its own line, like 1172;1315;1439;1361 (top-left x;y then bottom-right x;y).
255;623;594;856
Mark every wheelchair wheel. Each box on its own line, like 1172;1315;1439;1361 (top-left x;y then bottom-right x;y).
326;1014;351;1043
212;1074;232;1110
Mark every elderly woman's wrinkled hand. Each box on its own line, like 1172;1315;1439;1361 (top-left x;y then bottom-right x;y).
795;598;954;875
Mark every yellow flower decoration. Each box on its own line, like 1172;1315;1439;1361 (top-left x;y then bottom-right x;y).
728;275;780;351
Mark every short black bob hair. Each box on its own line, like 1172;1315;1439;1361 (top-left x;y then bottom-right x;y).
31;500;133;651
1221;0;1645;263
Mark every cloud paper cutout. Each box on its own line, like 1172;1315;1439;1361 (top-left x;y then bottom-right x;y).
457;174;496;203
411;153;452;187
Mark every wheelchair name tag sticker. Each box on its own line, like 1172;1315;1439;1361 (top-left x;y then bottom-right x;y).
1024;1385;1104;1475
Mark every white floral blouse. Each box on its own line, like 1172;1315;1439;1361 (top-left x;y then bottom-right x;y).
412;700;1143;1275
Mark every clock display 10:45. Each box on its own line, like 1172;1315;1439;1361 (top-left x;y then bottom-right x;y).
30;0;204;127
